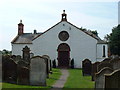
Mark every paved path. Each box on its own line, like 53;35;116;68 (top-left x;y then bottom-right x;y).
52;69;69;88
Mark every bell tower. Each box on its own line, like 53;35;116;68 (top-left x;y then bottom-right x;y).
61;10;67;21
18;20;24;35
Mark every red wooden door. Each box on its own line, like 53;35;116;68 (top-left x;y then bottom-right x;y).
58;51;69;68
57;43;70;68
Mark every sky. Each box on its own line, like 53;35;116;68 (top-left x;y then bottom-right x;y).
0;0;119;51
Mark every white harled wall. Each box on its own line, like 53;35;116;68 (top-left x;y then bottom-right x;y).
12;44;32;56
12;21;108;68
32;21;98;68
97;44;108;62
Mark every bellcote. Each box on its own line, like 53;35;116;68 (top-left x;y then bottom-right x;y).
61;10;67;21
18;20;24;35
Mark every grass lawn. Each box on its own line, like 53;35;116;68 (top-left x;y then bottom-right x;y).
2;68;61;89
64;69;95;88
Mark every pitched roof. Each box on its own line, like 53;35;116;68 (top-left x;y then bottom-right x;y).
12;21;107;44
11;33;42;44
32;21;107;44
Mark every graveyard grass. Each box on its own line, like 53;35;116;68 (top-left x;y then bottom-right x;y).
2;68;61;88
64;69;95;88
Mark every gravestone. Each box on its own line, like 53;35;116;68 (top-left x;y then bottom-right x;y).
52;59;56;68
82;59;92;76
105;69;120;89
11;55;16;60
110;57;120;70
102;58;111;63
3;58;17;84
22;46;30;64
97;62;113;72
30;53;34;58
16;55;22;62
17;60;29;68
71;58;74;69
30;56;46;86
95;67;113;89
42;55;51;78
17;66;29;85
49;60;52;73
91;62;100;81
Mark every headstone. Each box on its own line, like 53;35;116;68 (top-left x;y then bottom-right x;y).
17;60;29;68
22;46;30;64
3;58;17;84
42;55;51;78
97;62;113;72
105;69;120;89
102;58;111;63
82;59;92;76
110;57;120;70
17;66;29;85
49;60;52;74
52;59;56;68
91;62;100;81
30;56;46;86
11;55;16;60
16;55;22;60
95;67;113;89
71;58;74;69
30;53;34;58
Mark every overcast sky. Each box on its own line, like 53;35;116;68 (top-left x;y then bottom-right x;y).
0;0;119;51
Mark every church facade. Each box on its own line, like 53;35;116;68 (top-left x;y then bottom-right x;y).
11;10;108;68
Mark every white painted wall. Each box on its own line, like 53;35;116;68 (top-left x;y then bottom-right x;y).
97;44;108;62
12;21;108;68
32;21;98;68
12;44;32;56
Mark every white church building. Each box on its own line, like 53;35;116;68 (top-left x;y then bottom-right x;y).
11;10;108;68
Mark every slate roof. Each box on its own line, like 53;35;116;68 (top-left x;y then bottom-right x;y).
12;21;107;44
11;33;42;44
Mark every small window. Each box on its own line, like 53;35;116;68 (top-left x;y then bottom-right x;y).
103;45;106;57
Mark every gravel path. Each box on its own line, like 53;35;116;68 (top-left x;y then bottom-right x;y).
52;69;69;88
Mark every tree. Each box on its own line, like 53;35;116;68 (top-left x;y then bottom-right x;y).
90;30;98;36
79;27;98;36
109;24;120;55
104;34;111;42
1;49;12;55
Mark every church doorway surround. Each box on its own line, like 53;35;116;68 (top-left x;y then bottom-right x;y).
57;43;70;68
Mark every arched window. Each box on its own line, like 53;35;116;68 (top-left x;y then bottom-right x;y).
103;45;106;57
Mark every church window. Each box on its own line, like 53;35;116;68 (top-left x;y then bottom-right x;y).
58;31;69;41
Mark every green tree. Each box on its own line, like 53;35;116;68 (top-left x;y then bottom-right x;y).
2;49;12;55
104;34;111;42
90;30;98;36
109;24;120;55
79;27;98;36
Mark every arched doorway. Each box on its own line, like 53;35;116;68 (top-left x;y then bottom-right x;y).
57;43;70;68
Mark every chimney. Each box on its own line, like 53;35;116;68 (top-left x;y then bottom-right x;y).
18;20;24;35
34;30;37;34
